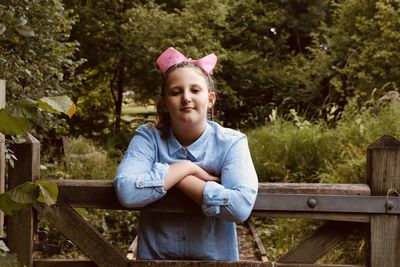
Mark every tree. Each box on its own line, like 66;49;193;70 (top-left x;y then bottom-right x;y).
278;0;400;116
0;0;82;100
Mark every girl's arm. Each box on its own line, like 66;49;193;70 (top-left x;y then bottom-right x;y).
164;162;218;191
200;136;258;223
114;125;218;208
176;136;258;223
175;175;207;205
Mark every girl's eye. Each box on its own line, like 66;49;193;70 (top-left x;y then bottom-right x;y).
192;87;201;93
169;89;181;96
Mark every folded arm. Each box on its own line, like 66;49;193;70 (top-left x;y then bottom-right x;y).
114;127;218;208
200;136;258;223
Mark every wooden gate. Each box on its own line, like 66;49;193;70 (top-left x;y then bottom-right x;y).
5;134;400;267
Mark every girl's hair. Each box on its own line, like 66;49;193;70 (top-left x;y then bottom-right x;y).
155;61;216;139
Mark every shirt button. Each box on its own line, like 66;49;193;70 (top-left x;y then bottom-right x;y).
180;147;186;153
223;198;228;204
182;236;186;241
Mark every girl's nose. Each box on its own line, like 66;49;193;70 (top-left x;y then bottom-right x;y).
182;92;192;103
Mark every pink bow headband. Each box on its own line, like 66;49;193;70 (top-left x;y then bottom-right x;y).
156;47;217;75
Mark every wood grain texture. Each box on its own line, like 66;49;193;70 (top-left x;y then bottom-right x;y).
0;79;5;238
7;134;40;267
367;135;400;267
31;259;365;267
246;219;268;262
278;221;361;263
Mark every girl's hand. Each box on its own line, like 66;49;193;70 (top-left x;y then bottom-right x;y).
192;163;220;183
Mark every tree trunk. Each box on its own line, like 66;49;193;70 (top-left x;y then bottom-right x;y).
114;63;124;133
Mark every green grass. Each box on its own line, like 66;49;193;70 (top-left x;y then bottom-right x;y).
122;105;156;115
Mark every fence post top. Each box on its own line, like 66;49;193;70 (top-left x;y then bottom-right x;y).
368;135;400;149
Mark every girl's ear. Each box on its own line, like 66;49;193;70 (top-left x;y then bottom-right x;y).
208;92;216;108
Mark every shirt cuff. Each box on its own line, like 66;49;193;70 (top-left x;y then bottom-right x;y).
202;181;231;216
135;162;169;190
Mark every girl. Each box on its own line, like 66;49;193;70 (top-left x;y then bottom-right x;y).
114;47;258;260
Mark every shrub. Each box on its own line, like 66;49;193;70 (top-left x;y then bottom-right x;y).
40;135;137;255
247;109;339;183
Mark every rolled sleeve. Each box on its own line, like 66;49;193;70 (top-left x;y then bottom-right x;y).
201;136;258;223
135;163;168;188
202;181;231;216
114;126;170;208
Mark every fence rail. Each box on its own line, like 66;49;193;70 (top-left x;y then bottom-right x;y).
0;79;5;238
5;134;400;267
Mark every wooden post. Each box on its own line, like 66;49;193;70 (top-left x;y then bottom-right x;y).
0;79;5;238
367;135;400;266
7;134;40;267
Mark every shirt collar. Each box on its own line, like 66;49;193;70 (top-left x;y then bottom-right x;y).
167;122;213;160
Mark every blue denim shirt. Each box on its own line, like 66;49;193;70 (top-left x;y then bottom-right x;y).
114;121;258;260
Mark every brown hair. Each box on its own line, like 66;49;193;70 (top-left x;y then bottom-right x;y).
155;62;216;139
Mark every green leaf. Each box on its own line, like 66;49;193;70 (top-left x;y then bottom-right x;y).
15;25;35;37
0;192;29;215
7;98;38;119
14;17;27;26
2;11;14;24
10;182;39;204
38;96;77;118
36;180;58;206
0;23;6;35
0;109;29;135
0;240;10;252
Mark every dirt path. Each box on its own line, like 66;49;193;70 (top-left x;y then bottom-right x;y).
237;223;259;261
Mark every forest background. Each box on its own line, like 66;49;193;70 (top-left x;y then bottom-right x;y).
1;0;400;264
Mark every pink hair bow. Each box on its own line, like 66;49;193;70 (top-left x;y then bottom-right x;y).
156;47;217;75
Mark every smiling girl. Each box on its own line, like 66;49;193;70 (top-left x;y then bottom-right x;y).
114;47;258;260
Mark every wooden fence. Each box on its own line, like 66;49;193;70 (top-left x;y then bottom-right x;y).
5;133;400;267
0;79;5;238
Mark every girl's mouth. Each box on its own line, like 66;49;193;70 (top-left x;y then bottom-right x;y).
180;107;194;112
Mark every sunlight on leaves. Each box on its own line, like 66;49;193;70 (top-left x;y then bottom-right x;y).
10;182;39;204
7;98;38;119
38;96;77;118
0;192;29;215
36;180;58;206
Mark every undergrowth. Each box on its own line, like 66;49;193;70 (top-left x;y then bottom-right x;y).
248;91;400;264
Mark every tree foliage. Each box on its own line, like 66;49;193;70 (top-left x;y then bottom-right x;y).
2;0;400;134
0;0;83;100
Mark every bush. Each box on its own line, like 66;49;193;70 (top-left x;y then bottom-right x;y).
247;95;400;263
42;136;119;180
248;95;400;184
40;135;138;256
247;109;339;183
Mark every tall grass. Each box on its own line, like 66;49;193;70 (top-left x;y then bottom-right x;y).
248;99;400;184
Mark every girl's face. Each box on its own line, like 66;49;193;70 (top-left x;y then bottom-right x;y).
163;67;215;128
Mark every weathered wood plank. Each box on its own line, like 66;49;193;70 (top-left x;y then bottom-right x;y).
34;259;97;267
278;221;361;263
0;79;5;238
259;183;370;195
367;135;400;267
253;194;400;214
52;179;371;211
246;219;268;262
34;202;129;267
252;212;370;223
7;134;40;267
275;264;364;267
31;259;366;267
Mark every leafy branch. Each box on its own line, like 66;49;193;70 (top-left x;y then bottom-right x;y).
0;95;76;215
